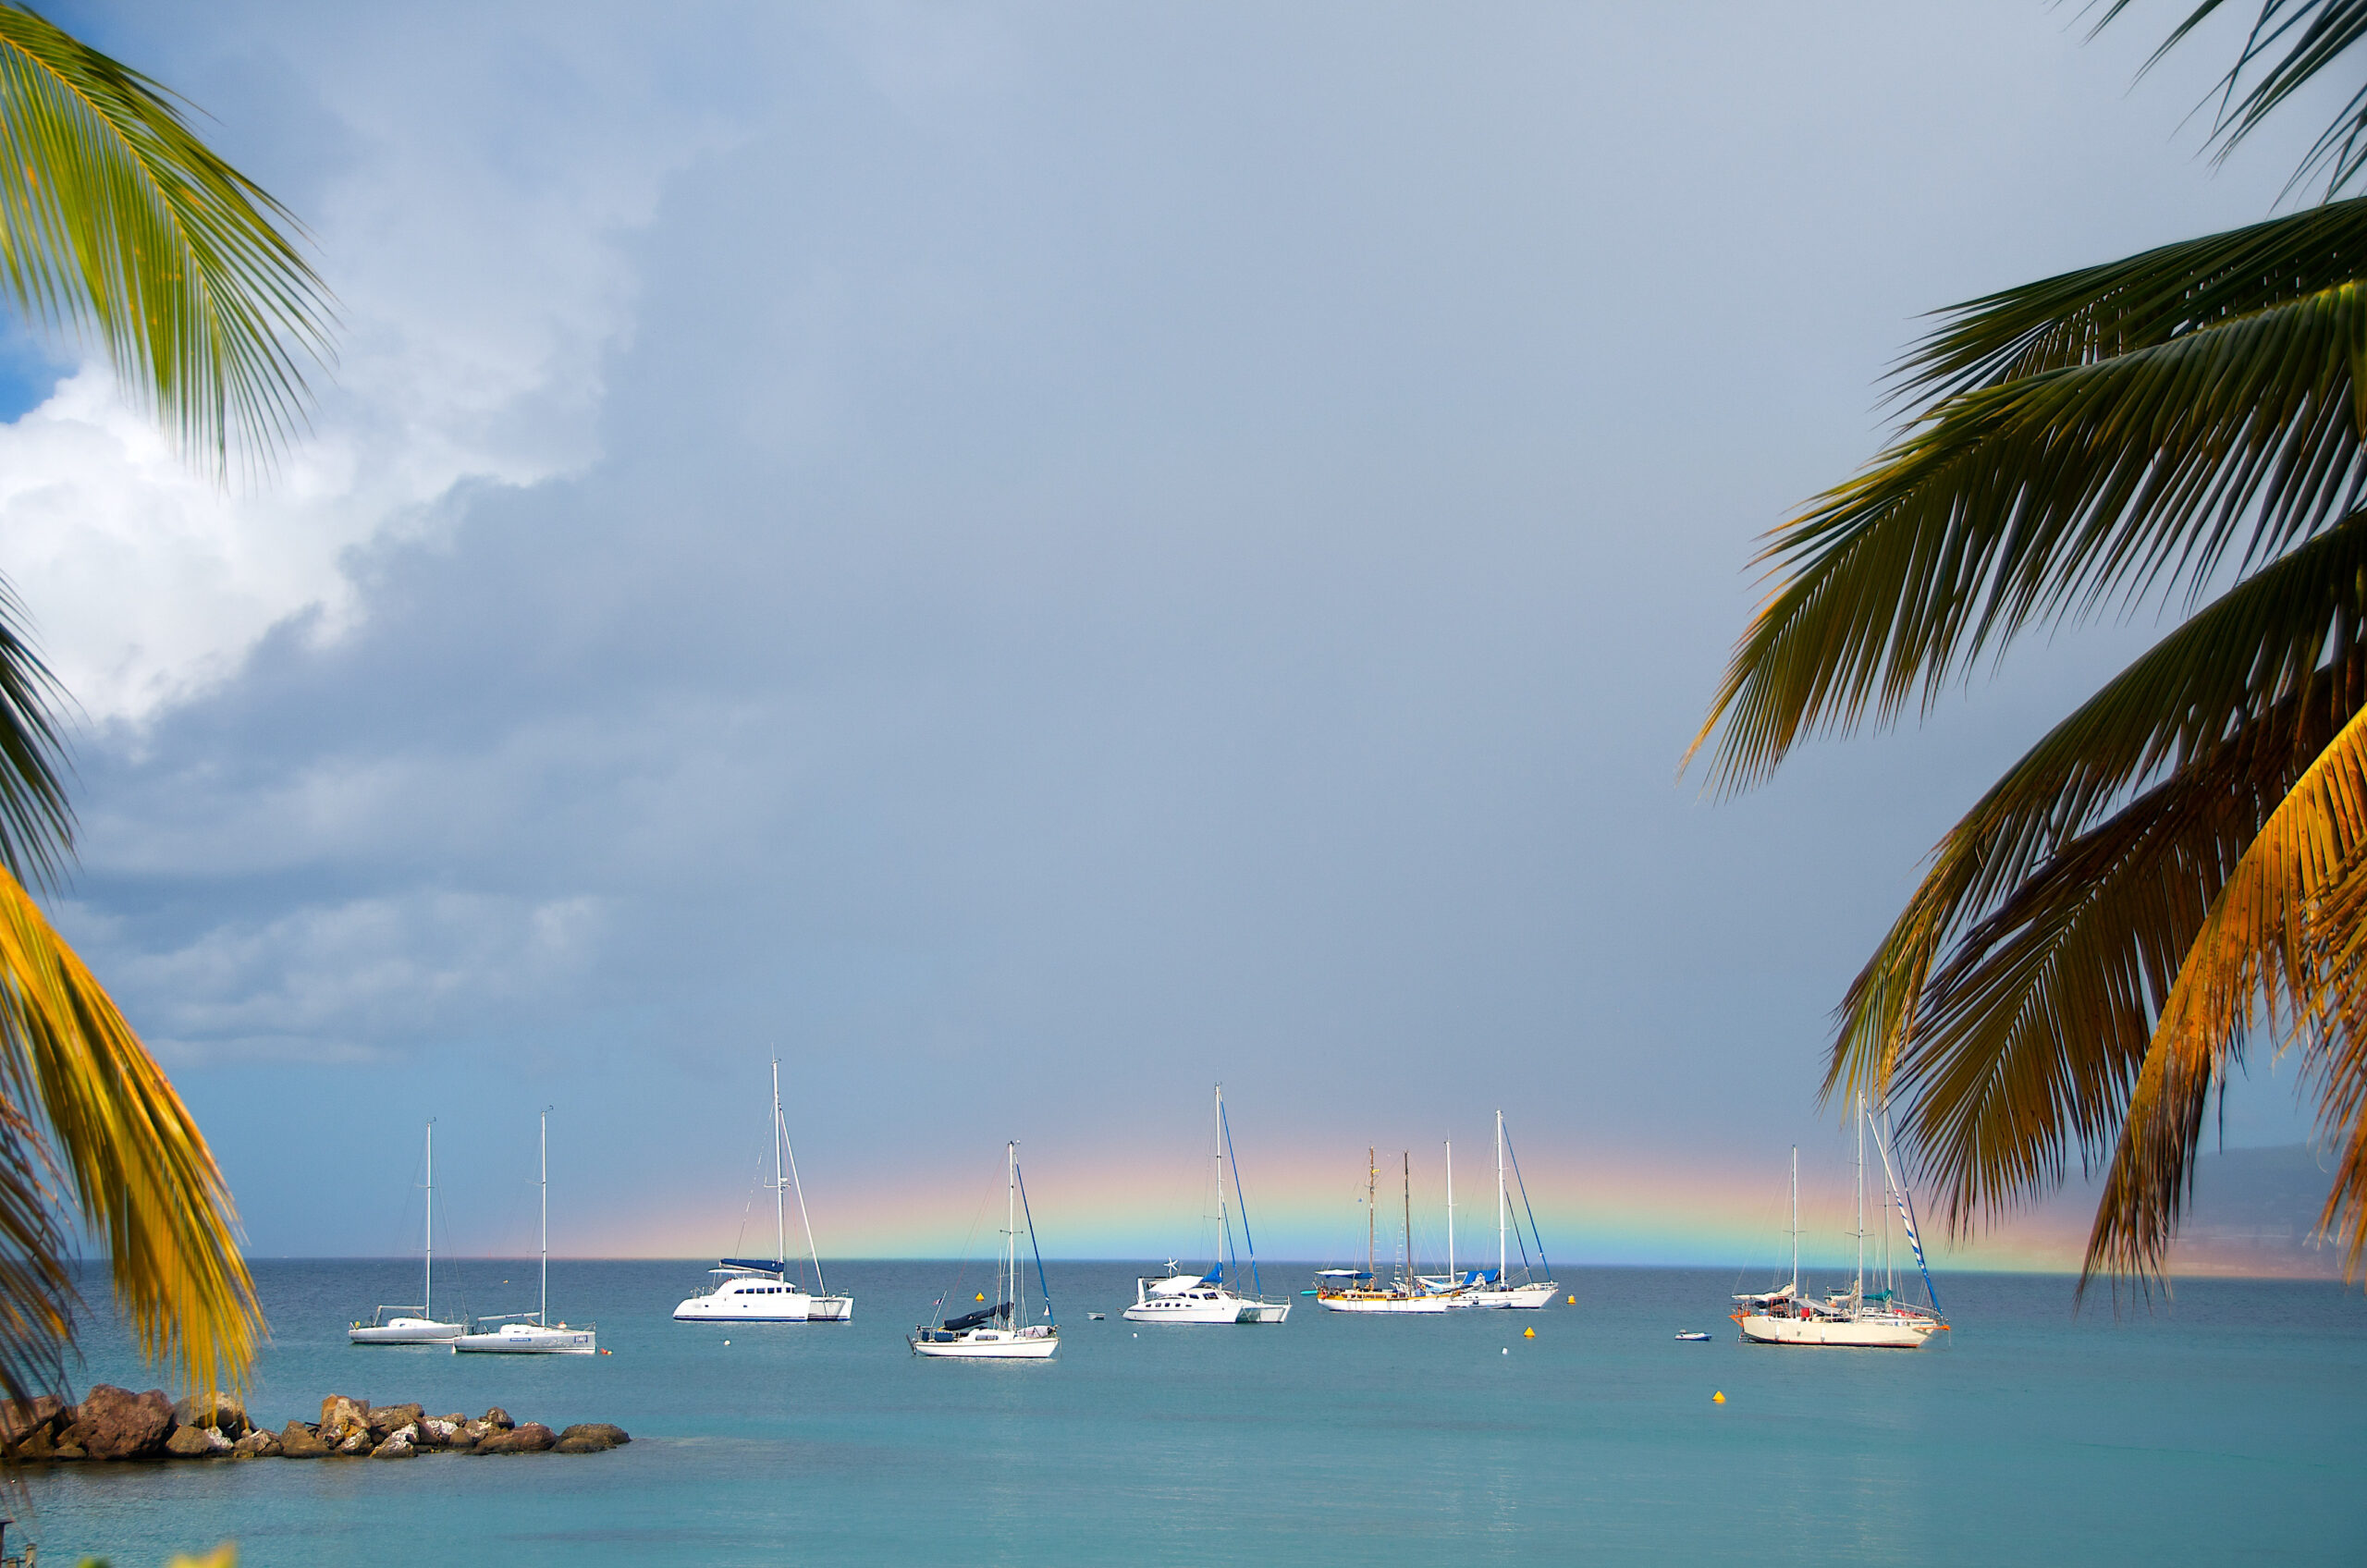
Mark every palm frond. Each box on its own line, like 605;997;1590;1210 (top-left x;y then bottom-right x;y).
1692;278;2367;791
0;866;257;1392
0;576;69;890
2090;696;2367;1280
0;4;333;478
2094;1;2367;197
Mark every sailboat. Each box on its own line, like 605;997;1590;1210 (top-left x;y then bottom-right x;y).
673;1059;853;1323
1466;1112;1558;1308
1124;1084;1291;1325
350;1121;466;1344
1316;1150;1453;1313
1731;1096;1945;1350
454;1109;596;1355
911;1142;1059;1358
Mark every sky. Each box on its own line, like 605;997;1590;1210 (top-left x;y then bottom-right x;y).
5;1;2350;1272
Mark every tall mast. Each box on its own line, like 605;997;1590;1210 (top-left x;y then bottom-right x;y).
1496;1110;1507;1281
1400;1151;1413;1291
423;1121;435;1320
1006;1141;1019;1318
772;1058;787;1271
1367;1146;1376;1280
1789;1145;1798;1295
1855;1092;1866;1301
539;1108;549;1328
1445;1139;1455;1281
1214;1083;1226;1277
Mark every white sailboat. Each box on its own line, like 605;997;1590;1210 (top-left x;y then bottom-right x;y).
1731;1096;1944;1350
674;1059;853;1323
454;1110;596;1355
910;1142;1059;1359
1468;1111;1559;1308
1317;1150;1453;1313
1125;1084;1291;1325
350;1121;466;1344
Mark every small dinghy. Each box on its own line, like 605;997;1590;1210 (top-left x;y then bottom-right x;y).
1675;1331;1711;1341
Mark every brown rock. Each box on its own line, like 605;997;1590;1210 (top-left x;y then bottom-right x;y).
481;1406;513;1430
365;1403;423;1439
14;1425;56;1461
0;1394;65;1447
230;1429;281;1459
472;1422;554;1454
557;1423;631;1450
48;1444;84;1462
277;1422;330;1459
318;1394;370;1445
369;1427;416;1460
415;1417;459;1449
458;1418;491;1442
170;1392;249;1439
334;1426;374;1455
74;1386;173;1460
165;1424;232;1458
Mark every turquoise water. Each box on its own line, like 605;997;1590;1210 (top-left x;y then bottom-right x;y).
17;1260;2365;1563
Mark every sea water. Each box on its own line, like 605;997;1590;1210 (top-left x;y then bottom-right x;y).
15;1259;2364;1564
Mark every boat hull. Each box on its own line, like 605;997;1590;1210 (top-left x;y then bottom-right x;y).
453;1325;597;1354
1469;1282;1558;1309
1122;1294;1290;1324
673;1292;854;1323
1318;1292;1453;1314
349;1317;464;1344
909;1327;1058;1358
1735;1312;1934;1350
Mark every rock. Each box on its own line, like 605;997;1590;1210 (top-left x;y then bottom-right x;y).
472;1422;554;1454
230;1429;281;1459
165;1424;233;1458
277;1422;330;1459
416;1417;458;1449
48;1443;84;1461
369;1427;416;1460
365;1403;423;1439
0;1394;65;1447
318;1394;371;1446
335;1426;374;1456
458;1418;491;1443
73;1386;174;1460
557;1423;631;1451
14;1424;56;1460
481;1406;513;1430
170;1392;249;1439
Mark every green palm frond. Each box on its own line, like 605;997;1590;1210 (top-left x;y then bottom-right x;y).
1693;272;2367;792
0;575;69;890
0;4;332;480
2095;1;2367;197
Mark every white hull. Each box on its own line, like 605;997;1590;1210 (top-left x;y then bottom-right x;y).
1469;1281;1557;1310
1318;1292;1453;1314
1123;1292;1290;1325
1736;1312;1934;1350
909;1326;1058;1358
453;1323;597;1354
350;1317;465;1344
673;1291;853;1322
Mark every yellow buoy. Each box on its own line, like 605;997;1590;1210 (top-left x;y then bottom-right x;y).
1565;1294;1575;1305
976;1292;987;1302
1523;1326;1536;1338
1712;1390;1725;1404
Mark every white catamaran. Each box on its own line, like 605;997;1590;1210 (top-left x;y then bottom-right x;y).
1317;1150;1453;1313
1125;1084;1291;1325
350;1121;467;1344
1732;1096;1946;1350
910;1142;1059;1359
674;1059;853;1323
454;1109;596;1355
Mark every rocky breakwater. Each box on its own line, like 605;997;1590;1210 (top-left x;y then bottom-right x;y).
0;1388;629;1464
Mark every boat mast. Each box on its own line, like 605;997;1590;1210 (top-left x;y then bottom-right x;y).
1367;1146;1376;1282
1496;1110;1507;1284
1855;1092;1866;1303
1445;1139;1455;1282
1400;1151;1413;1292
1006;1141;1019;1322
424;1121;436;1320
772;1058;787;1272
539;1108;549;1328
1788;1145;1798;1296
1214;1083;1226;1278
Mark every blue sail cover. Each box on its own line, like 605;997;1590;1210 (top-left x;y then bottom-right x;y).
719;1258;784;1273
1201;1265;1222;1284
941;1302;1012;1333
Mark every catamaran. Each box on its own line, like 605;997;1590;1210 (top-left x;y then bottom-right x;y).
674;1059;853;1323
1317;1150;1453;1313
910;1142;1059;1359
1731;1096;1945;1350
350;1121;467;1344
454;1110;596;1355
1125;1084;1291;1325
